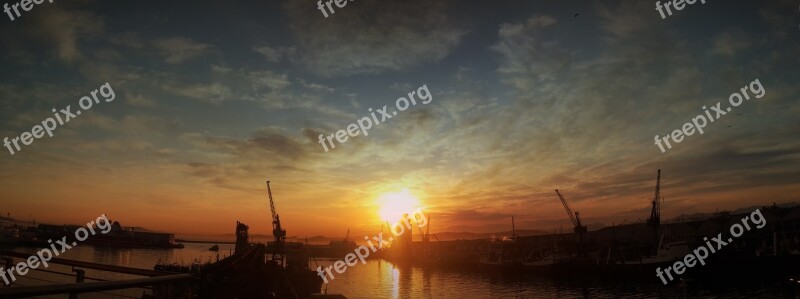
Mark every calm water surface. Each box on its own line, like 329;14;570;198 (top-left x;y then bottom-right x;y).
5;244;791;298
315;259;784;299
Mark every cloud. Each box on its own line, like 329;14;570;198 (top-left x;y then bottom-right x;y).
438;208;514;223
253;46;296;62
19;4;104;63
298;79;335;93
161;82;232;104
490;15;565;88
152;65;355;120
178;127;326;192
154;67;288;105
110;33;213;64
247;70;291;90
596;1;658;39
710;31;752;57
152;37;213;64
109;32;146;49
189;127;317;162
282;0;466;76
125;93;159;108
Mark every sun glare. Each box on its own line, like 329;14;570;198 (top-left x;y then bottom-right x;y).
377;189;421;224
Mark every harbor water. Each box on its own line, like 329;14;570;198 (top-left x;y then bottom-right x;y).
3;243;791;298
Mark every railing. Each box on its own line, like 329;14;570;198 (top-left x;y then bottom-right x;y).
0;250;193;299
0;273;192;298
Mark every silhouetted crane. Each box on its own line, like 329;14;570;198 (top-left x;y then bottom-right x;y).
424;214;430;243
266;180;286;266
647;169;663;252
511;216;518;240
555;189;587;245
416;214;431;243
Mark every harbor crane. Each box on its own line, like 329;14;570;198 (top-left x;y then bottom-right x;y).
555;189;587;245
647;169;663;251
424;214;430;243
416;214;432;243
266;180;286;265
511;216;518;240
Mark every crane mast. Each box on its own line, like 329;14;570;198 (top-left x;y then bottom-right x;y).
424;214;430;243
266;180;286;265
647;169;662;251
511;216;518;240
555;189;587;245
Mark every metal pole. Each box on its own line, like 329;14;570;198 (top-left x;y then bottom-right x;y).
69;268;85;299
2;258;12;288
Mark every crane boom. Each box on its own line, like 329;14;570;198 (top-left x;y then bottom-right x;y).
555;189;578;227
266;180;286;261
425;213;430;242
648;169;661;227
647;169;663;252
555;189;587;246
267;180;278;221
511;216;519;240
416;214;431;243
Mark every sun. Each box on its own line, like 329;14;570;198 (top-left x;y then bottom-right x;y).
377;189;421;224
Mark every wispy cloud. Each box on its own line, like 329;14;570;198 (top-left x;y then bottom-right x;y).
282;0;466;76
152;37;213;64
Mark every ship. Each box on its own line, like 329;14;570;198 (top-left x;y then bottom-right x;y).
162;180;345;298
82;221;185;249
478;217;523;270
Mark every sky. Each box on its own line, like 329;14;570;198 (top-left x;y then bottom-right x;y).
0;0;798;239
